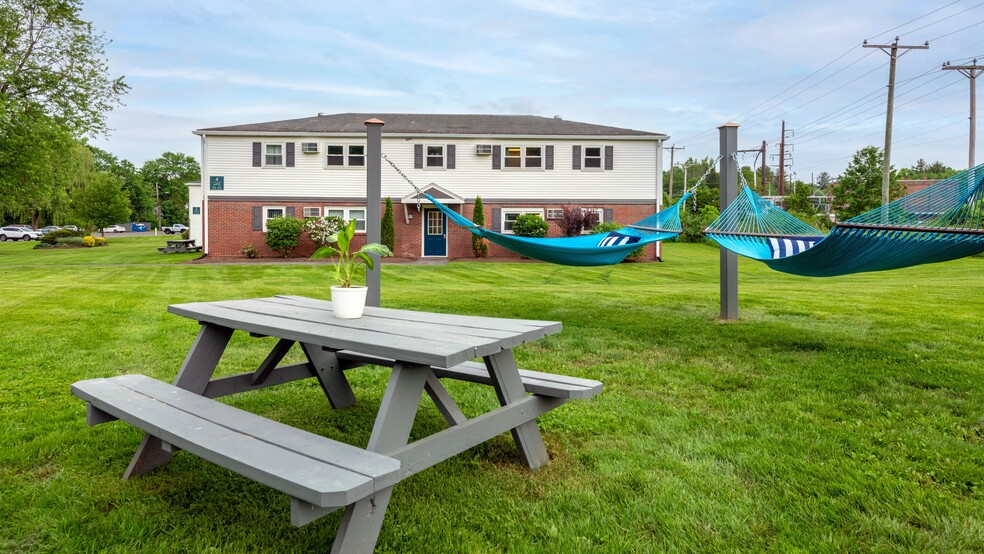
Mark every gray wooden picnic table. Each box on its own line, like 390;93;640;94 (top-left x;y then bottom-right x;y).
72;295;602;553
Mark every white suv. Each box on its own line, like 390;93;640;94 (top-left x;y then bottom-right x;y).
0;226;42;241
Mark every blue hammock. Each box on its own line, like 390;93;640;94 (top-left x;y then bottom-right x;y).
423;192;690;266
706;164;984;276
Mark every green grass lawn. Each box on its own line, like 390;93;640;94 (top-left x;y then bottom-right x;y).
1;241;981;552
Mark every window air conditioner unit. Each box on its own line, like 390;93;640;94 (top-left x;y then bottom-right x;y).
301;142;319;154
476;144;493;155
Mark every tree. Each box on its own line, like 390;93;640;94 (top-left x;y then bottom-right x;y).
816;171;832;190
0;108;91;227
90;146;154;221
833;146;904;220
141;152;200;228
70;171;130;236
0;0;128;136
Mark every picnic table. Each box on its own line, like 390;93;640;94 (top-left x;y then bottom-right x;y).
158;238;201;254
71;295;602;553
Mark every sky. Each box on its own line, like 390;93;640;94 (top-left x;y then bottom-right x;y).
81;0;984;181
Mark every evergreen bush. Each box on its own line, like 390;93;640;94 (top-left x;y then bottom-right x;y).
381;197;395;252
471;197;488;257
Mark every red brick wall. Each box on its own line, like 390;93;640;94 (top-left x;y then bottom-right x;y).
206;199;660;261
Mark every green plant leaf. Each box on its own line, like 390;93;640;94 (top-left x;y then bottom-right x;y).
360;243;393;257
311;246;341;259
356;251;374;271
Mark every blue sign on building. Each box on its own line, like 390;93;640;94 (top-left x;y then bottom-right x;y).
209;176;224;190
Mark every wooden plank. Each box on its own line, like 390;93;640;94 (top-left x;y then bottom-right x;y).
202;362;316;399
251;338;294;385
333;352;603;400
245;298;532;347
72;376;397;508
168;302;497;368
389;395;566;478
274;295;562;337
301;343;356;409
484;351;549;469
424;373;467;426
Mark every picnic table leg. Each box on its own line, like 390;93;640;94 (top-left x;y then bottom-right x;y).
123;323;233;479
484;350;550;469
331;362;429;554
300;343;357;409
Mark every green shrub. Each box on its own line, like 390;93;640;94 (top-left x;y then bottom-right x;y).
33;242;54;249
264;216;303;258
512;214;548;238
55;237;84;246
680;204;720;243
241;243;259;258
304;216;344;247
471;197;488;257
83;236;95;247
181;229;190;240
41;229;83;244
592;221;645;259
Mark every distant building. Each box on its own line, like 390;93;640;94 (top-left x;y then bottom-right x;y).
191;113;669;260
900;179;941;195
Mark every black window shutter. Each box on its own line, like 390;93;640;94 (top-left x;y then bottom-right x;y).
252;206;262;230
492;208;501;232
252;142;261;167
492;145;501;170
545;145;554;170
604;208;614;222
446;144;455;169
414;144;423;169
572;145;581;170
605;145;614;170
286;142;295;167
286;206;295;217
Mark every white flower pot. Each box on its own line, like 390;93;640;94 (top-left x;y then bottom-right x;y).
330;285;368;319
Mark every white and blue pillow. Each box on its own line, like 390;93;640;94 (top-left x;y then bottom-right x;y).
767;237;823;259
598;231;642;247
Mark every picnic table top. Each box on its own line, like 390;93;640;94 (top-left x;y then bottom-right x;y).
166;238;196;244
168;295;562;368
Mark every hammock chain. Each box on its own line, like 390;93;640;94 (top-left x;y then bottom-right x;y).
732;152;750;189
686;155;723;209
382;153;423;210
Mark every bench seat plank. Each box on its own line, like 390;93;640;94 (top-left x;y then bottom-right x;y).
72;374;400;510
334;352;602;399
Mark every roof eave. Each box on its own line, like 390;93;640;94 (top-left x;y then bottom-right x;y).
194;130;669;141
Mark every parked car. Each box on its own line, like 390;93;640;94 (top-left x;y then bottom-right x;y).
62;225;79;231
0;226;42;241
39;226;61;235
162;223;189;235
101;224;126;233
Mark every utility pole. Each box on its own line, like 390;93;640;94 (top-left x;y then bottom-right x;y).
778;121;785;196
943;59;982;168
664;144;685;201
738;141;766;191
864;37;929;204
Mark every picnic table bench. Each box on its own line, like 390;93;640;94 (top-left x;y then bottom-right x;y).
71;295;602;553
158;238;201;254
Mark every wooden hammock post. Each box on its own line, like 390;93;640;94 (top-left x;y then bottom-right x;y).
719;123;739;320
366;118;384;307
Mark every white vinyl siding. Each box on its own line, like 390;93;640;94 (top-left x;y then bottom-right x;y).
202;136;660;201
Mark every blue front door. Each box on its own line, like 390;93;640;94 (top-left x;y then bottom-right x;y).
423;208;447;257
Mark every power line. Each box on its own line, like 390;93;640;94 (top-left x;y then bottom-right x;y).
866;0;962;42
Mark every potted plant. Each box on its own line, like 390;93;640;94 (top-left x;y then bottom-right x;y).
311;219;393;318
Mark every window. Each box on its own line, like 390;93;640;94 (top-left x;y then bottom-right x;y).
501;208;544;234
545;208;564;220
325;144;366;167
325;207;366;232
264;143;284;167
503;146;543;169
263;206;285;231
583;146;602;169
426;145;444;168
302;207;321;218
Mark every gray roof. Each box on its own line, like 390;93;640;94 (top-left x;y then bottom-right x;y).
196;113;665;138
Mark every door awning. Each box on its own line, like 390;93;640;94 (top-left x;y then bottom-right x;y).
400;183;465;224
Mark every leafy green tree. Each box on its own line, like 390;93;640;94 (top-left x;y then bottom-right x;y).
816;171;832;190
90;146;154;221
381;197;395;252
0;0;128;136
141;152;200;228
512;214;548;238
70;171;130;236
0;108;91;227
833;146;904;220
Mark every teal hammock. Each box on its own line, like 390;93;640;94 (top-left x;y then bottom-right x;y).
705;163;984;277
424;192;690;266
